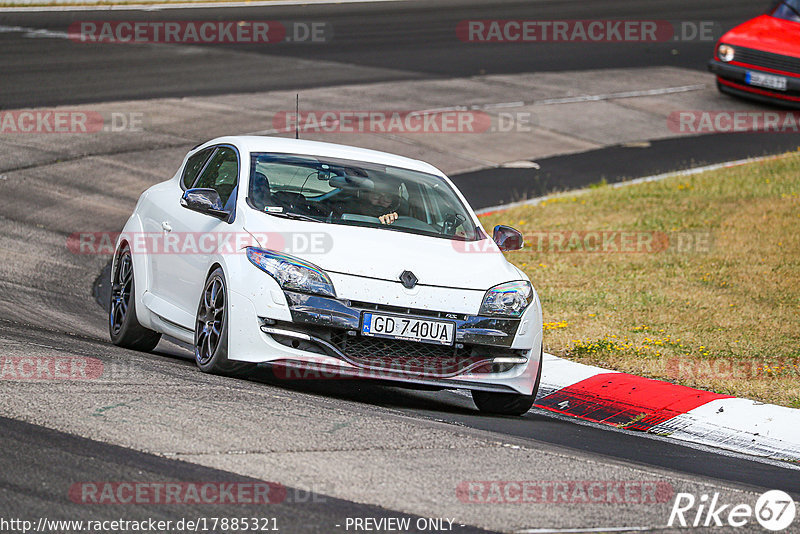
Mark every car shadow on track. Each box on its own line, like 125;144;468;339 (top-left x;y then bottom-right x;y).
251;365;483;416
156;338;552;423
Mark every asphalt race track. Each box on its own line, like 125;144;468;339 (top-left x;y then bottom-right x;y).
0;0;768;108
0;415;490;534
1;1;800;532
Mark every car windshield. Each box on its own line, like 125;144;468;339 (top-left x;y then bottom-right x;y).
773;0;800;22
247;153;481;241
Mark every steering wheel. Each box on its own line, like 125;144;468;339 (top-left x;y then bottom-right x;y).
272;191;328;218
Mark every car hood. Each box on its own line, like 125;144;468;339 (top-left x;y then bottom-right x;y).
721;15;800;59
242;211;524;291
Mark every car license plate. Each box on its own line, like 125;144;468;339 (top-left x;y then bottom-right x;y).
746;71;788;91
361;312;455;346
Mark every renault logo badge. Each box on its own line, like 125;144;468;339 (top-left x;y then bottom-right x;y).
400;270;418;289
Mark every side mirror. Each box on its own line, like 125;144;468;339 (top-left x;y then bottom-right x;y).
180;188;231;221
493;225;524;251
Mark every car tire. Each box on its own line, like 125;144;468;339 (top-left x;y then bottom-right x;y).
109;245;162;351
471;347;542;416
194;268;252;375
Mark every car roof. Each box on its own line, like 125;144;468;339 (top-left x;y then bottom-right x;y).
198;136;446;177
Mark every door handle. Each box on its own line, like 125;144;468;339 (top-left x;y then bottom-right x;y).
161;221;172;233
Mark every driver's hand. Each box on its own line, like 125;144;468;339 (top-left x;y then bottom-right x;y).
379;212;398;225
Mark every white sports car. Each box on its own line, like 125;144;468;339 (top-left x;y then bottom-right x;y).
110;136;543;415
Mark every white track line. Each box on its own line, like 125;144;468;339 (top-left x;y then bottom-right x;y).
0;24;68;38
400;85;705;114
532;84;706;105
0;0;408;12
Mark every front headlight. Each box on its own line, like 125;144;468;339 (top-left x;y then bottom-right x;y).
479;281;533;318
246;247;336;298
718;44;735;63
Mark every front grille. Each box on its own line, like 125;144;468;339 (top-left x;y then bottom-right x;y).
267;322;523;377
330;331;491;376
733;47;800;75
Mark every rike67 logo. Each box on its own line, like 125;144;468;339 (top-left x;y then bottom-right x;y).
668;490;796;531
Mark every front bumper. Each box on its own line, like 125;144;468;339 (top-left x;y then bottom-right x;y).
708;59;800;107
266;291;530;377
226;285;543;395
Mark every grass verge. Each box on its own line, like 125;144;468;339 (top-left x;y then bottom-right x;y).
480;152;800;408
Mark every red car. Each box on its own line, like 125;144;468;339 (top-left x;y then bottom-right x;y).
709;1;800;107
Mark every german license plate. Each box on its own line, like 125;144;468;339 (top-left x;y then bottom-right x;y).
361;312;455;346
746;71;788;91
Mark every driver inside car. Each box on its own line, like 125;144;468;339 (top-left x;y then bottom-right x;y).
361;185;401;225
334;178;402;225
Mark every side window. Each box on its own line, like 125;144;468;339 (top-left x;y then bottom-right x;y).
182;148;213;189
193;147;239;206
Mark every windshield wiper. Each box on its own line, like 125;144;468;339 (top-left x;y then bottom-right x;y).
263;210;321;223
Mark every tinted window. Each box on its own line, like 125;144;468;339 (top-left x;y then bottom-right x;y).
194;147;239;206
252;159;338;198
773;0;800;22
182;148;213;189
248;153;479;241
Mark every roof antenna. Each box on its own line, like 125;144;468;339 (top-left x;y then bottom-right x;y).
295;94;300;139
